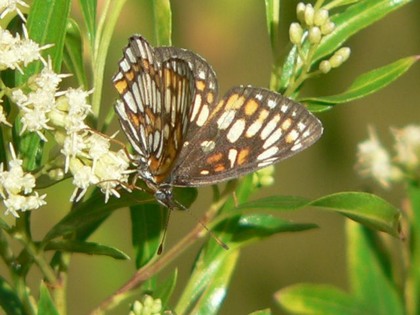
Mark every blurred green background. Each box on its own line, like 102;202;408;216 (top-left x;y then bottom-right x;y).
15;0;420;314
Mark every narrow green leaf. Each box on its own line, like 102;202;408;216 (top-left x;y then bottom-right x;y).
406;183;420;315
0;276;24;315
347;220;404;315
228;214;318;247
131;203;166;268
275;284;370;315
154;269;178;309
63;19;88;88
176;250;239;315
43;188;153;242
264;0;280;57
301;56;419;109
44;240;130;260
78;0;96;50
311;192;401;237
249;309;272;315
37;282;59;315
313;0;411;63
24;0;71;75
152;0;172;46
233;195;310;212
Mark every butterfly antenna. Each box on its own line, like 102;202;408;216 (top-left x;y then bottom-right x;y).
174;200;229;250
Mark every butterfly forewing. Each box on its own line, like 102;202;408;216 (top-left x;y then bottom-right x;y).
156;46;219;145
113;36;196;183
169;86;323;186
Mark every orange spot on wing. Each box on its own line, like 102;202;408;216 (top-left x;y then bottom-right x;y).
214;164;226;172
237;148;250;165
196;80;206;91
244;99;259;116
114;80;128;94
206;152;223;164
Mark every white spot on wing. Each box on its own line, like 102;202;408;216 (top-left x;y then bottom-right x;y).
200;140;215;153
260;115;280;140
190;95;202;121
196;105;210;127
245;121;262;138
228;149;238;168
227;119;246;143
198;70;206;79
281;104;288;113
267;99;277;109
263;129;282;149
257;146;279;161
217;110;236;130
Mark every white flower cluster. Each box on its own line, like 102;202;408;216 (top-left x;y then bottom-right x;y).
0;0;28;21
356;125;420;188
0;0;132;216
289;2;351;73
0;25;51;73
129;295;162;315
0;144;46;217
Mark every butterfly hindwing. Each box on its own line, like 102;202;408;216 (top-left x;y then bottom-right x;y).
169;86;323;186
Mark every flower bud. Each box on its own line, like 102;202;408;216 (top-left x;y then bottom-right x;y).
321;21;335;35
336;47;351;62
289;23;303;45
319;60;331;73
329;54;344;68
304;4;314;26
314;9;329;26
309;26;322;44
296;2;306;24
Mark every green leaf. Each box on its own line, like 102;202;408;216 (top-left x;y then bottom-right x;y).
131;203;166;268
78;0;96;50
37;282;59;315
176;250;239;315
63;19;88;88
275;284;370;315
44;240;130;260
43;188;153;242
154;269;178;309
0;276;24;315
24;0;71;76
249;309;272;315
301;56;419;111
264;0;280;59
406;183;420;315
152;0;172;46
347;220;404;315
228;214;318;247
313;0;412;63
310;192;401;237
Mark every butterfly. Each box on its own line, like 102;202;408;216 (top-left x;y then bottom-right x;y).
113;35;323;210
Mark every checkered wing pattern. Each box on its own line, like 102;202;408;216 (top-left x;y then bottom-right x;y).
170;86;323;186
113;35;323;206
113;36;196;183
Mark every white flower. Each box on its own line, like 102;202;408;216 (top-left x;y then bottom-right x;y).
0;0;29;21
393;125;420;170
356;127;400;188
0;25;51;72
0;143;46;217
0;103;12;126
